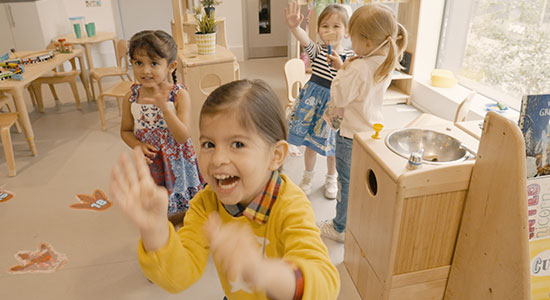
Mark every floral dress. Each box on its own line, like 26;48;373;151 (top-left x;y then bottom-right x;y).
130;83;205;216
288;42;354;156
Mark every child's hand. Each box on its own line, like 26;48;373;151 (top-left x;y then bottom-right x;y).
323;104;344;130
139;143;157;164
285;1;303;29
204;213;264;288
141;81;173;111
110;147;169;234
327;51;344;70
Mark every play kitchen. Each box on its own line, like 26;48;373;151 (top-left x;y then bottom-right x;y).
344;113;531;299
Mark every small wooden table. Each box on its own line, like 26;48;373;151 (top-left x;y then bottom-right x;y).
56;32;118;70
0;48;90;155
177;44;237;147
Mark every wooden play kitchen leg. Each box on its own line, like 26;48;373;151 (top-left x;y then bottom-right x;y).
444;112;530;299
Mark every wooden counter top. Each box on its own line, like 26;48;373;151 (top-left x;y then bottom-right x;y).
354;123;480;182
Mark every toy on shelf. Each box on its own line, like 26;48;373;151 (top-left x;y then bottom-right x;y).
0;52;24;81
2;50;55;66
55;39;74;53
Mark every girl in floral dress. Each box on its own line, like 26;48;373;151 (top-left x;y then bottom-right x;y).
120;30;205;226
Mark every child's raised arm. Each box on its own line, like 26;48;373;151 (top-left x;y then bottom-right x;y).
285;1;311;47
110;147;170;251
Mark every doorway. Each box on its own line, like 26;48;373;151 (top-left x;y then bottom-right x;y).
245;0;288;58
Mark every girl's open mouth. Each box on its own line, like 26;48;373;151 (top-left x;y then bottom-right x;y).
214;174;240;191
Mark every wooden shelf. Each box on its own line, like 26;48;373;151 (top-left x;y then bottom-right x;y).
384;85;409;105
391;70;413;80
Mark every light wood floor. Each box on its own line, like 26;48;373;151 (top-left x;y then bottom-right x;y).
0;57;421;299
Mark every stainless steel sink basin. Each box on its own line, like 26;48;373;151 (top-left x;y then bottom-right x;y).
385;128;473;164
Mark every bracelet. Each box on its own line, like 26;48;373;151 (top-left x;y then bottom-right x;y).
292;265;304;300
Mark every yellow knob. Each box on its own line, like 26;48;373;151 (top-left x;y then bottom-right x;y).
372;123;384;139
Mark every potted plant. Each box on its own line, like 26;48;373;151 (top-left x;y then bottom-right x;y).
194;9;217;55
200;0;221;17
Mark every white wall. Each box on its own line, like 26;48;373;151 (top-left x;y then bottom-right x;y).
62;0;118;67
216;0;244;60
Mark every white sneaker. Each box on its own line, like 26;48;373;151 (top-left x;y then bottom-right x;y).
317;220;345;243
324;174;338;200
299;170;314;195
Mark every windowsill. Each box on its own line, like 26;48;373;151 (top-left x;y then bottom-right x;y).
410;79;520;123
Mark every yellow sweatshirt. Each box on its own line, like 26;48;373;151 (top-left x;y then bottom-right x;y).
137;174;340;300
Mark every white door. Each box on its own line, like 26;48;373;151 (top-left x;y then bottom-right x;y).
0;4;16;54
6;2;45;51
245;0;288;58
117;0;173;40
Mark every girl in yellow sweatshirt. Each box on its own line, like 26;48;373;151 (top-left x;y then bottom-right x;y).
110;79;340;300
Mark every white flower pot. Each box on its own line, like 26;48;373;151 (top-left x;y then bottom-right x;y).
195;32;216;55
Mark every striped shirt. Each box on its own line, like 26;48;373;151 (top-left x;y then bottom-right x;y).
305;41;355;83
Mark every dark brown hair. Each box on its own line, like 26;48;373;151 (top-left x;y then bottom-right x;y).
200;79;287;145
317;4;349;29
128;30;178;83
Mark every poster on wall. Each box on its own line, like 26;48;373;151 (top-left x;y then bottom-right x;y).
530;237;550;300
518;94;550;178
527;177;550;240
85;0;102;7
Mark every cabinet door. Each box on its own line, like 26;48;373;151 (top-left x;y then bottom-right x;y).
7;2;45;50
0;4;16;54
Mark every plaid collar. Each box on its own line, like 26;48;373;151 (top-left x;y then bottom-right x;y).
241;170;282;224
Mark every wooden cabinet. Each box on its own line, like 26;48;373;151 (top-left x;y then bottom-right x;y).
0;0;70;54
345;125;479;300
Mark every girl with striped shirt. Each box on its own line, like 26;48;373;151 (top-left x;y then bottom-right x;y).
285;1;354;200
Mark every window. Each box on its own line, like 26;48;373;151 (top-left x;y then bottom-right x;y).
437;0;550;110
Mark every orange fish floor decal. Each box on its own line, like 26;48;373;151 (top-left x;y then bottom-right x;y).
0;188;14;203
8;242;67;274
70;189;112;211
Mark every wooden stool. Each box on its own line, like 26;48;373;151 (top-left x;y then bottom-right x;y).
98;80;133;130
0;113;19;177
0;93;22;133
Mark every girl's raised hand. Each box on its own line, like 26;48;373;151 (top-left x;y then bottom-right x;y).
204;213;264;289
110;147;169;234
141;81;173;111
327;51;344;70
285;1;303;29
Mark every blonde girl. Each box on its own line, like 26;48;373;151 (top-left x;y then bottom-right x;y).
318;4;408;242
111;79;340;300
120;30;205;227
285;1;355;199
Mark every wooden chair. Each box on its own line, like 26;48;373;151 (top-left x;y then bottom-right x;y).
27;44;82;112
283;58;307;114
97;80;133;130
0;112;19;176
89;39;132;100
0;93;21;133
454;91;476;123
